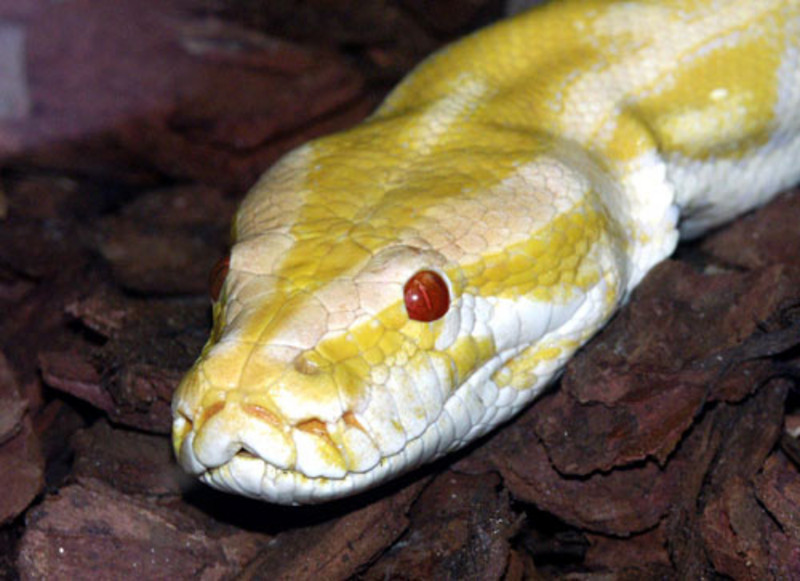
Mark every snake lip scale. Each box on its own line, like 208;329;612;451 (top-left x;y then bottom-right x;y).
172;0;800;505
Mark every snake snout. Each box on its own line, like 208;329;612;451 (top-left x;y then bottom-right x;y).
173;355;386;488
179;398;295;473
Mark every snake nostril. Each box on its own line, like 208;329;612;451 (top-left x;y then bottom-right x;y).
293;353;321;376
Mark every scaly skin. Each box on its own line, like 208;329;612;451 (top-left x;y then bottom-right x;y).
172;0;800;504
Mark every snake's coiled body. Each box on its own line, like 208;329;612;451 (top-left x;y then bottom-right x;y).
172;0;800;504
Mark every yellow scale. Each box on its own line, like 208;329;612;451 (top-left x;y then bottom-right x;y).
172;0;800;504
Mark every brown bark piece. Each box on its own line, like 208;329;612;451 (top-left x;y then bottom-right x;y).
753;450;800;575
669;380;792;578
583;528;672;578
703;189;800;269
0;416;44;526
0;191;87;281
706;380;788;490
756;452;800;543
16;480;271;580
362;472;516;580
39;351;181;435
238;479;427;580
0;351;27;444
97;186;237;295
700;474;800;580
532;263;800;476
71;419;186;497
0;352;44;524
39;351;113;414
464;396;715;536
37;280;209;434
39;289;208;435
532;372;707;475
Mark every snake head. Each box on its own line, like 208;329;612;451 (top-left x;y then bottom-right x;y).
172;239;474;503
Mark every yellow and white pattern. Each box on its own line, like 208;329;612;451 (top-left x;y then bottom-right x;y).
172;0;800;504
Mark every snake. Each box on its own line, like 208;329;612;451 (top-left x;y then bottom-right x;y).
171;0;800;505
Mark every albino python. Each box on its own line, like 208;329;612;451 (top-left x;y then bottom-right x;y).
172;0;800;504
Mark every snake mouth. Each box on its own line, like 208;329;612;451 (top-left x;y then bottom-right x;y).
174;405;379;468
174;411;457;505
173;407;414;505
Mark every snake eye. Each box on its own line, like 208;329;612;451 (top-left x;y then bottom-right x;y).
403;270;450;322
208;254;230;302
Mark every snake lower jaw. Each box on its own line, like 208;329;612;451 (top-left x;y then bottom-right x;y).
174;413;464;505
173;412;411;505
173;404;385;482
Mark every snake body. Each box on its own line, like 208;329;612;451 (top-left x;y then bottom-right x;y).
172;0;800;504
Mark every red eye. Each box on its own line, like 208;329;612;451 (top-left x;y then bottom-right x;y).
209;254;230;302
403;270;450;322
